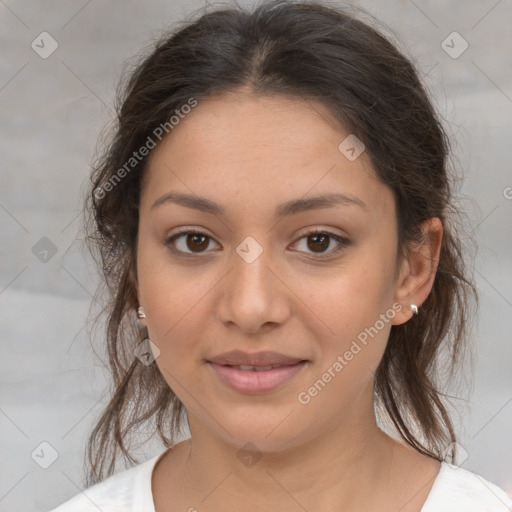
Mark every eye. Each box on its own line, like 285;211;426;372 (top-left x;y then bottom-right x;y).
165;228;349;258
165;229;220;256
291;229;349;258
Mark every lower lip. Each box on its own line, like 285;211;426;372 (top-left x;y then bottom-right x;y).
207;361;307;394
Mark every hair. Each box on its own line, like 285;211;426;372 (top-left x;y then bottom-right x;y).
83;0;477;487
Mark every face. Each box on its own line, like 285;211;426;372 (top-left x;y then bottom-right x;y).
136;90;409;452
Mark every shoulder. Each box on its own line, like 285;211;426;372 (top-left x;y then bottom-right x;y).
422;462;512;512
48;451;166;512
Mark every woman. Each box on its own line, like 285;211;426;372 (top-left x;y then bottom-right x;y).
50;1;512;510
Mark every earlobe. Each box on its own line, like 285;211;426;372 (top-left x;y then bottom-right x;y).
391;217;443;325
137;305;147;326
130;263;146;325
135;285;146;325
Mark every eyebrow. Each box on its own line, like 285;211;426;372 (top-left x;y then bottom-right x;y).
150;191;366;217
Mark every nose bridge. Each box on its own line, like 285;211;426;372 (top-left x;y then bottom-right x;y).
217;234;289;333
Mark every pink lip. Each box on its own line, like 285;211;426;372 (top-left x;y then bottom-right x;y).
207;349;304;367
207;360;307;394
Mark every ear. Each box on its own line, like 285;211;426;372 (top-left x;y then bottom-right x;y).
136;305;147;327
129;261;147;327
391;217;443;325
136;296;147;327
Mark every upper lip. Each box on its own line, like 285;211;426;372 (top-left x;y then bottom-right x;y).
207;350;306;367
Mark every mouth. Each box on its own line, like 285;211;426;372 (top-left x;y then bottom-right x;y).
219;363;299;371
206;349;307;368
206;354;309;394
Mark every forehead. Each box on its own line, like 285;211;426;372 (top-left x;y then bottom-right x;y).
142;91;395;222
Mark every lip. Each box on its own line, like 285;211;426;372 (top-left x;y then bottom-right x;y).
206;350;308;394
207;350;305;367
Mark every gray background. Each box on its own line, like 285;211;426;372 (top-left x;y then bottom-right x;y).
1;0;511;510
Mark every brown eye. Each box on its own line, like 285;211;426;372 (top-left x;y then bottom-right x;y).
165;230;220;255
293;230;349;258
186;233;209;252
306;233;330;253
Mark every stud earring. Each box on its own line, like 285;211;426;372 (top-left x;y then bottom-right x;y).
137;306;146;319
410;304;419;315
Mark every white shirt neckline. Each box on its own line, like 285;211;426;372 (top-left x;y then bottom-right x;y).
130;449;512;512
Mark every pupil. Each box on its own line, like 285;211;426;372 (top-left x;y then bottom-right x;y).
308;234;329;252
187;234;208;252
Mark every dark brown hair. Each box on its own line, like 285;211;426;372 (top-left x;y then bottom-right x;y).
83;0;477;487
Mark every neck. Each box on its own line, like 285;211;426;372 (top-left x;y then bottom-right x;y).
177;387;399;511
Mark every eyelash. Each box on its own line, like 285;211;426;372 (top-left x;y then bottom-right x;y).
164;228;350;259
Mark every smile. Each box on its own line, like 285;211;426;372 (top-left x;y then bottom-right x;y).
207;360;308;394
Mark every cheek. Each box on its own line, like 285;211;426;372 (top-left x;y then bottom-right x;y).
297;275;394;418
142;274;211;387
302;250;396;374
144;277;211;345
137;245;214;358
306;258;395;337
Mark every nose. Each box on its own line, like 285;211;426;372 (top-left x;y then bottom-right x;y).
216;239;291;335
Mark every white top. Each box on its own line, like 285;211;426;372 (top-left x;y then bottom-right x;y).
49;449;512;512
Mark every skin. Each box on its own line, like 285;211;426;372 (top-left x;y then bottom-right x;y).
135;88;443;512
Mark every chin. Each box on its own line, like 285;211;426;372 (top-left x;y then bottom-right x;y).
206;407;309;452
